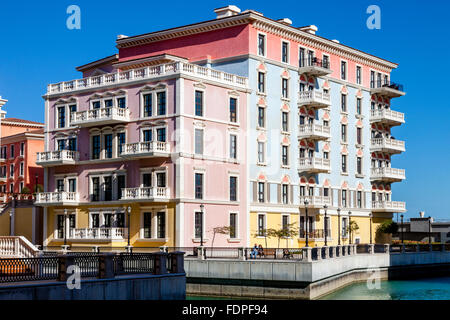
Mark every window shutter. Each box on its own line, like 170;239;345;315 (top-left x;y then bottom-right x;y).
277;184;281;203
266;183;270;203
363;191;367;208
290;185;294;204
338;190;342;207
319;187;323;196
252;182;257;202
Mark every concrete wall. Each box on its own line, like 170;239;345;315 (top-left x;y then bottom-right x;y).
0;274;185;300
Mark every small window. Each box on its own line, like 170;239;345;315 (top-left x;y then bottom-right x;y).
104;134;113;159
282;146;289;166
356;66;362;85
341;124;347;142
195;212;203;239
143;93;152;117
299;47;305;67
282;112;289;132
258;107;265;128
195;173;203;199
258;34;266;56
230;176;237;201
157;212;165;238
229;213;237;239
341;61;347;80
117;97;126;109
258;214;265;236
342;155;347;173
342;190;347;207
143;212;152;238
258;142;265;163
357;191;362;208
341;94;347;112
20;142;25;156
19;162;24;176
258;182;265;203
229;97;237;123
195;90;203;117
9;164;14;177
57;106;66;128
282;184;289;204
282;215;289;231
357;157;362;175
258;72;265;93
157;92;166;115
156;128;166;142
281;41;289;63
370;71;375;88
230;135;237;159
356;98;362;115
92;135;101;160
357;127;362;145
194;129;203;155
282;78;289;98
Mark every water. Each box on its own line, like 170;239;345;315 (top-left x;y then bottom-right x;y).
321;277;450;300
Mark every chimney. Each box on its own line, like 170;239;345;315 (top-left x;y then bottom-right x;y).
214;5;241;19
419;211;425;218
277;18;292;26
299;25;318;35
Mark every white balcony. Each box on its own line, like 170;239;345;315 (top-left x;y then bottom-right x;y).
371;167;406;182
68;228;127;240
299;195;332;208
298;124;330;140
70;107;130;127
372;201;406;213
371;138;405;154
298;59;332;77
36;150;79;167
47;62;248;95
298;90;331;108
298;158;331;173
121;187;170;202
370;82;405;98
370;109;405;126
35;192;79;206
120;141;171;158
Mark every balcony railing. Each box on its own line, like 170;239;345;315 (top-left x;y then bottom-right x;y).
47;62;248;95
35;192;79;206
67;228;127;240
370;81;405;98
299;195;331;208
36;150;79;166
298;157;331;173
298;90;331;108
298;124;330;140
372;201;406;212
70;107;130;127
371;167;406;182
121;187;170;201
298;58;332;76
299;229;331;239
371;138;405;154
120;141;170;158
370;109;405;125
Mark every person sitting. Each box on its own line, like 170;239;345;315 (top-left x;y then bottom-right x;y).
250;244;258;259
257;245;265;258
283;248;292;259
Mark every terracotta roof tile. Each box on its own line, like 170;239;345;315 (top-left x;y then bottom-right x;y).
2;118;44;126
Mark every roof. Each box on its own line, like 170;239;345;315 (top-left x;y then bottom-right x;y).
76;54;119;72
2;118;44;126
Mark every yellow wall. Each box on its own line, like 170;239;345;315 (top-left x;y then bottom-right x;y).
14;207;33;242
0;211;10;236
45;202;176;248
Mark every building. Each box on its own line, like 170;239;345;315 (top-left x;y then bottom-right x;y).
38;5;406;249
396;212;450;243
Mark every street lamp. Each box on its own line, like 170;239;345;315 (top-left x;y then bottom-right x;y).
428;216;432;244
400;214;404;244
337;208;341;245
304;198;309;247
63;209;68;246
348;211;352;244
323;204;328;246
200;204;205;247
369;213;373;244
127;206;131;247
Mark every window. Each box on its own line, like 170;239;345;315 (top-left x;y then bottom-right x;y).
357;191;362;208
341;61;347;80
323;55;330;69
323;151;329;160
370;71;375;88
195;212;203;239
19;182;24;193
384;75;389;85
117;175;125;200
357;157;362;175
92;135;101;160
341;94;347;112
258;107;265;128
282;112;289;132
299;47;305;67
10;145;14;158
341;124;347;142
282;78;289;98
57;106;66;128
257;142;265;163
282;184;289;204
19;162;24;176
156;128;166;142
342;190;347;207
230;176;237;201
258;34;265;56
104;99;113;108
91;177;100;201
157;92;166;115
356;98;362;115
1;146;6;159
195;90;203;117
258;72;265;93
357;128;362;145
282;215;289;231
230;135;237;159
157;212;166;238
194;129;203;155
69;104;77;125
92;101;101;109
258;214;266;236
143;93;152;117
56;179;64;192
156;172;166;188
68;178;76;193
143;129;152;142
9;164;14;177
117;132;126;155
104;176;112;201
117;97;126;109
282;146;289;166
307;50;314;66
282;41;289;63
229;97;237;122
20;143;25;156
324;188;329;197
143;212;152;238
342;155;347;173
258;182;265;203
9;183;13;194
229;213;237;239
356;66;362;85
104;134;113;159
68;138;77;151
342;217;348;237
195;173;203;199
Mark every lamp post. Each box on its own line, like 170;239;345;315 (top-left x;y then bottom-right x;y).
428;216;432;244
200;204;205;247
127;206;131;247
369;213;373;245
35;173;38;194
337;208;341;245
323;204;328;246
348;211;352;244
400;214;404;244
63;209;68;246
304;198;309;247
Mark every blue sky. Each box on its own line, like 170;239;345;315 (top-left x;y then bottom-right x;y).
0;0;448;220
